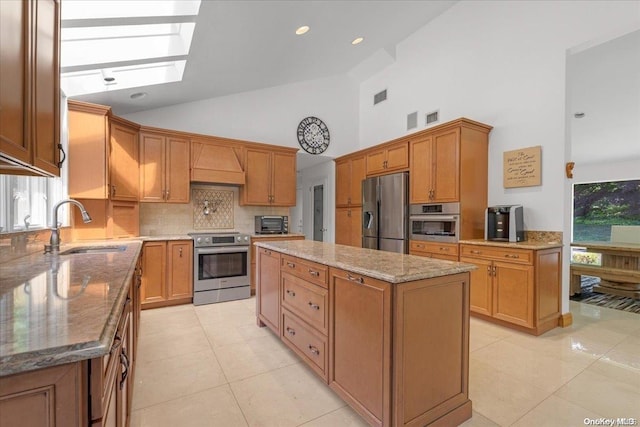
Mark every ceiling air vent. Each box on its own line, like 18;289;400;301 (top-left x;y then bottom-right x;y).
373;89;387;105
407;112;418;130
426;110;439;125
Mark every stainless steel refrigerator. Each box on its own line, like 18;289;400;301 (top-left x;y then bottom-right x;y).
362;172;409;254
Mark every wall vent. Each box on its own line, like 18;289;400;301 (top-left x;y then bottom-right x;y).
373;89;387;105
406;112;418;130
426;110;439;125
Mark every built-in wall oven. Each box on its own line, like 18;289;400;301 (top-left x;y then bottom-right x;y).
189;232;251;305
410;203;460;243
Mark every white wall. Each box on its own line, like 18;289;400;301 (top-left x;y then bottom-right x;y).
123;74;360;158
357;0;640;233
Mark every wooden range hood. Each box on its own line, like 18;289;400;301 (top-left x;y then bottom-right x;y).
190;138;246;185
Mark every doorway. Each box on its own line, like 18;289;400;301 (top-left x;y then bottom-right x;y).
312;183;324;241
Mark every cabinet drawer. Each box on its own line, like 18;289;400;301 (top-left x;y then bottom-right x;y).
281;254;328;288
410;241;459;257
460;244;532;264
282;309;328;381
282;272;328;335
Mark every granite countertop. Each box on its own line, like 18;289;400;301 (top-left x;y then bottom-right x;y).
0;240;142;377
459;239;563;250
139;234;193;241
250;233;306;239
254;240;476;284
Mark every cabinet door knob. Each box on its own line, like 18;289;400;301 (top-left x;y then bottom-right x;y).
286;289;296;297
179;247;183;257
308;302;320;310
308;345;320;356
286;327;296;336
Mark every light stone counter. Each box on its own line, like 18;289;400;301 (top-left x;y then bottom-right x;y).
0;240;142;376
254;240;476;284
459;239;563;250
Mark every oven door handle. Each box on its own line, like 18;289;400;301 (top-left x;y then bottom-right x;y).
195;246;249;255
410;215;458;221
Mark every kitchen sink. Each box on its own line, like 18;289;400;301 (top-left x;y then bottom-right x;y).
59;245;127;255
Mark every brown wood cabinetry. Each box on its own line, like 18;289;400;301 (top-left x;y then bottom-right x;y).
335;154;365;207
256;247;281;334
335;207;362;247
250;235;305;295
0;362;86;427
241;146;297;206
409;240;459;262
256;246;472;427
191;137;245;185
141;240;193;309
460;243;562;335
0;0;61;177
139;130;190;203
410;130;459;203
365;140;409;176
109;119;139;201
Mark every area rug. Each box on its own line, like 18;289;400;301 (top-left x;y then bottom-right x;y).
571;276;640;314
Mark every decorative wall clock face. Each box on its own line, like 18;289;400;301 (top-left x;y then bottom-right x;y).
297;116;330;154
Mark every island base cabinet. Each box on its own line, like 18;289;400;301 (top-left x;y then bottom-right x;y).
0;362;87;427
256;247;281;334
329;268;392;427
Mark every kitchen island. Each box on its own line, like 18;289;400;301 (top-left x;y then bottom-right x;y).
0;240;142;427
254;240;476;427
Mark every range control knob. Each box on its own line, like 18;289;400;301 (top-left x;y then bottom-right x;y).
243;236;249;242
196;237;202;244
204;237;211;244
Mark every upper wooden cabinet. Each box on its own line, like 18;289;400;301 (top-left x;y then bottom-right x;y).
335;207;361;248
139;130;190;203
335;154;365;207
0;0;61;177
410;120;491;205
68;100;140;201
240;146;297;206
365;140;408;176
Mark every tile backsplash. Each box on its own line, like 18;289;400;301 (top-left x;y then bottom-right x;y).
139;185;289;236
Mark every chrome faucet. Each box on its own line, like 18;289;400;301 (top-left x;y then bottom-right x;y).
44;199;92;253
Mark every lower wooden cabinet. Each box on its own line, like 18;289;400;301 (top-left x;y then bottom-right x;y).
460;243;561;335
141;240;193;309
256;247;281;334
256;247;472;427
250;234;305;295
335;207;362;247
409;240;459;261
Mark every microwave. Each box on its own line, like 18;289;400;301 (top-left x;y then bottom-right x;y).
255;216;288;234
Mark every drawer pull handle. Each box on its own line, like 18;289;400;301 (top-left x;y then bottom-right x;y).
470;250;481;254
308;269;320;277
287;262;296;268
308;302;320;310
111;334;123;353
308;345;320;356
439;247;449;251
505;254;520;259
286;289;296;297
120;348;130;390
286;327;296;336
347;274;364;284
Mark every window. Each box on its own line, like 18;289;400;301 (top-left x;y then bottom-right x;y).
572;179;640;242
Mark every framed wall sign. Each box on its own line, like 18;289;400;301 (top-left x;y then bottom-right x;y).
503;145;542;188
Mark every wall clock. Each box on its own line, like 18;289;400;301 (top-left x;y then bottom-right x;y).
297;116;330;154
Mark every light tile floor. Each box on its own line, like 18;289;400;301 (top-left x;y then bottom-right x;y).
130;299;640;427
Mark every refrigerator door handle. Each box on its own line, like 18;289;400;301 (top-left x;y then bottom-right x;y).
364;211;374;229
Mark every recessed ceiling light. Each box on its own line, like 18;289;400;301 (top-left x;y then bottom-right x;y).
130;92;147;99
351;37;364;45
296;26;310;35
574;112;585;118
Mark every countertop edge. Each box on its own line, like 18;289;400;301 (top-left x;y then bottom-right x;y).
459;239;563;250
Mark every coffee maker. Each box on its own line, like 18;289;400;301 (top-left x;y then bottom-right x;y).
485;205;525;242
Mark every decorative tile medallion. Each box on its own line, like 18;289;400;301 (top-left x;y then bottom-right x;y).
192;188;234;229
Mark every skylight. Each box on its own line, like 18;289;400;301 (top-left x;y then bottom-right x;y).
60;0;201;97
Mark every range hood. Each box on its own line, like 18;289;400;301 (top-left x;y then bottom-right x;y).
191;139;245;185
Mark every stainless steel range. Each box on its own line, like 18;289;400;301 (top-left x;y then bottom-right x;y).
189;232;251;305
